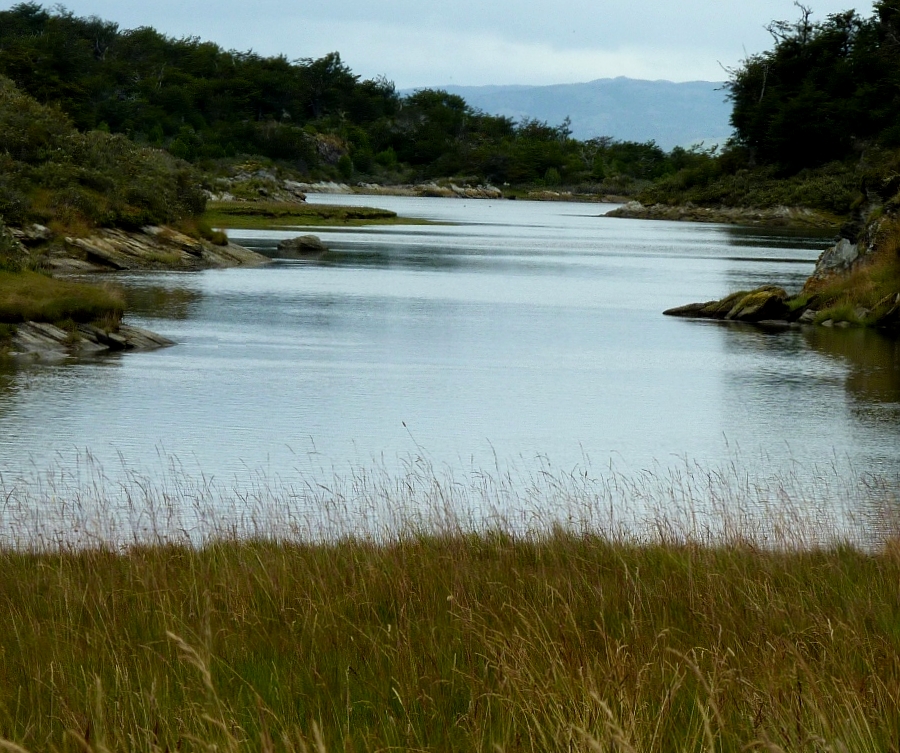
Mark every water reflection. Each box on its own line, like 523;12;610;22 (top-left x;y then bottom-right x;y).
803;327;900;407
124;283;203;321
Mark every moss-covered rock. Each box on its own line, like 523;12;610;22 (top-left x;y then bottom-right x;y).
725;286;789;322
664;286;790;324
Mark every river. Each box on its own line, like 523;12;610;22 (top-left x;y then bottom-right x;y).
1;196;898;541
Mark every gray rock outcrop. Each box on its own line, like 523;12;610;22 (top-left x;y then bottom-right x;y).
10;321;174;360
606;201;835;228
50;226;269;273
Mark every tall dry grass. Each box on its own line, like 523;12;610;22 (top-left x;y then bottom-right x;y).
0;455;898;752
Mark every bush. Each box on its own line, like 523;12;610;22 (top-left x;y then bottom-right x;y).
0;75;207;232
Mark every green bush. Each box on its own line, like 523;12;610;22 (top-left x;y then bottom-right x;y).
0;76;207;232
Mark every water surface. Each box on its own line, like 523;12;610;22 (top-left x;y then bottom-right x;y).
0;196;897;503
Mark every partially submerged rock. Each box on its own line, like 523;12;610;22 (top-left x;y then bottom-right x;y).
9;321;174;360
276;234;329;258
664;286;791;324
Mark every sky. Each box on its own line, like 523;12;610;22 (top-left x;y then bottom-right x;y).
0;0;874;88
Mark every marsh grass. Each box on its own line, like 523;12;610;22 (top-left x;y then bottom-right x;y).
0;271;124;325
204;201;436;229
0;456;898;752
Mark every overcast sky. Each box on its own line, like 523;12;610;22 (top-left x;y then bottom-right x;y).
1;0;874;87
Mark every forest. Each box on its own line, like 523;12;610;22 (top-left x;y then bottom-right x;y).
0;2;687;190
3;2;900;227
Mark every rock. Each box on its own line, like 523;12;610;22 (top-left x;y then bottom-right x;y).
10;320;174;360
798;309;818;324
58;227;269;272
811;238;859;279
605;202;837;229
700;291;749;318
663;301;718;317
276;235;329;258
116;324;176;350
725;287;789;322
282;181;308;201
10;224;53;246
664;286;790;325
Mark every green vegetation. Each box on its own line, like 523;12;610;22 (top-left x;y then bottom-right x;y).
0;271;123;325
205;202;435;229
802;219;900;325
0;74;205;234
1;528;899;752
0;4;699;192
636;1;900;221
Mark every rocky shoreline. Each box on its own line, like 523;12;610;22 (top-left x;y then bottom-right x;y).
3;223;271;361
605;200;838;229
8;321;175;360
42;225;270;274
664;234;900;331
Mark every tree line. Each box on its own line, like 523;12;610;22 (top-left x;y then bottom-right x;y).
0;3;694;188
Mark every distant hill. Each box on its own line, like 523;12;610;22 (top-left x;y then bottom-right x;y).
407;78;732;150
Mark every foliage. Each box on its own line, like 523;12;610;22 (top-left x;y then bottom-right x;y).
0;220;25;272
727;1;900;171
0;4;680;188
0;75;206;231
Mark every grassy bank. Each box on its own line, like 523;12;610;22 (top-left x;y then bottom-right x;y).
0;271;123;330
796;218;900;326
2;532;899;752
0;452;898;753
204;201;437;230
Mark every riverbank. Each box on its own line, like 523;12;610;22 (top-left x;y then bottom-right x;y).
663;206;900;331
0;221;268;358
605;200;842;229
204;200;439;230
2;523;898;753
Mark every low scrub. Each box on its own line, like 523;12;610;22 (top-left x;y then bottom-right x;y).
639;161;860;216
0;76;206;233
0;271;124;324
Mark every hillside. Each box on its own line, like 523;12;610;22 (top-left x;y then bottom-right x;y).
424;78;732;150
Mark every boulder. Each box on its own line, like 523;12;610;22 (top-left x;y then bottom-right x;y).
812;238;859;278
664;286;790;324
725;286;789;322
277;235;329;258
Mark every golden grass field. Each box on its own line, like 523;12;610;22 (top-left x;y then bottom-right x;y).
0;457;898;752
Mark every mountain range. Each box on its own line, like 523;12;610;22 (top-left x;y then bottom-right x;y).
406;78;733;150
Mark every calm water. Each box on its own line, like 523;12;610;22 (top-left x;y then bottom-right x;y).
1;196;898;500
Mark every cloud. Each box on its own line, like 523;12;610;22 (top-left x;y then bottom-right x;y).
304;21;733;87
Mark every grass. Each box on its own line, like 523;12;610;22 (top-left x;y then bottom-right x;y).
0;271;124;325
0;457;899;752
801;218;900;325
204;201;438;229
